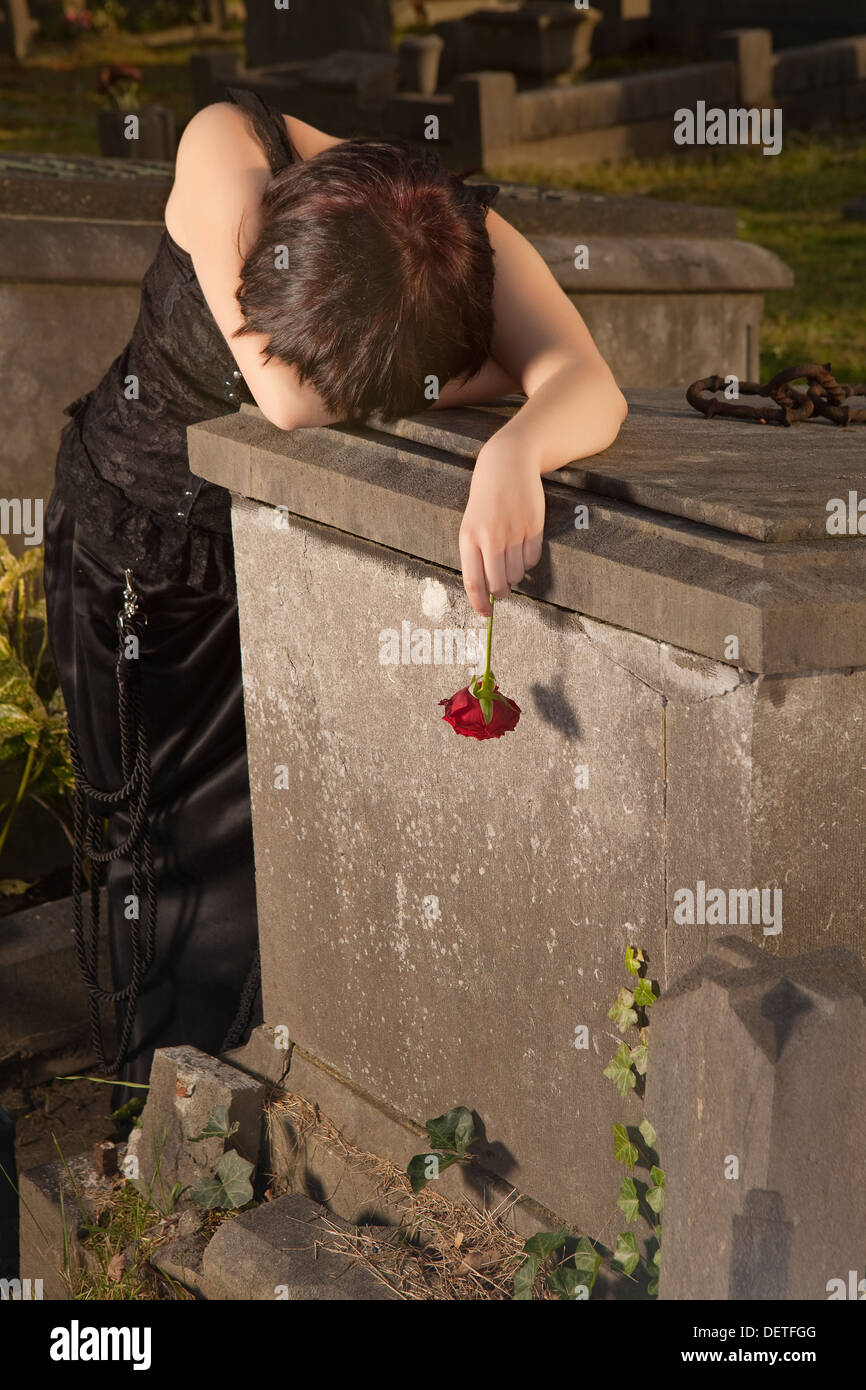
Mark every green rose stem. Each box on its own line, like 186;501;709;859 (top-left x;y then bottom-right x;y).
473;593;498;725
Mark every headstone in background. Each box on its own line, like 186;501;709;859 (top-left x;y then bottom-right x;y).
647;937;866;1300
245;0;392;70
0;0;36;60
433;2;601;86
96;105;176;162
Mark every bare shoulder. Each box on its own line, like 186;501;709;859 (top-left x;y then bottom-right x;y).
173;100;341;173
165;102;342;248
165;103;268;246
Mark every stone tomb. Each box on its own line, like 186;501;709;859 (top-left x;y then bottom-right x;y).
244;0;392;70
188;388;866;1234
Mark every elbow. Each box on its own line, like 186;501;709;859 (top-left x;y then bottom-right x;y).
259;400;302;433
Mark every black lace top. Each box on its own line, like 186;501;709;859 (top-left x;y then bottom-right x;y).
51;88;297;599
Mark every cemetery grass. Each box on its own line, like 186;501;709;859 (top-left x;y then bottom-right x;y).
0;31;238;156
493;127;866;384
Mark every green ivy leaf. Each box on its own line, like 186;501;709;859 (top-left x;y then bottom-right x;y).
617;1176;639;1223
613;1123;638;1168
639;1118;657;1149
546;1265;589;1300
188;1149;253;1210
603;1042;637;1099
523;1227;568;1261
646;1184;665;1214
572;1236;602;1295
650;1165;665;1188
608;986;638;1034
406;1150;460;1194
629;1040;649;1076
633;977;657;1008
648;1278;659;1297
512;1254;540;1300
613;1230;640;1277
425;1106;476;1156
624;945;643;976
190;1105;239;1141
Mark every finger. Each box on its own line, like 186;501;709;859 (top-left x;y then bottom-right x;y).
523;530;543;572
482;542;510;601
459;533;492;616
505;541;525;587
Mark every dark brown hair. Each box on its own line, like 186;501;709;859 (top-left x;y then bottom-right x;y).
234;138;497;424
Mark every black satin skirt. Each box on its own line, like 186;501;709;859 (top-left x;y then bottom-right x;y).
42;491;262;1101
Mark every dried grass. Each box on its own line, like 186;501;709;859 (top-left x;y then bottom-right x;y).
265;1088;549;1301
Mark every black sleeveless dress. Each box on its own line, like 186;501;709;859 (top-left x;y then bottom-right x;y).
42;89;296;1095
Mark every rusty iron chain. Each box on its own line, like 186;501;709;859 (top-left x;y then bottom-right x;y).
686;363;866;427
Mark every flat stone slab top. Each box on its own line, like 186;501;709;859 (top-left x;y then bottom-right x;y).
189;388;866;675
0;153;173;221
200;1192;402;1300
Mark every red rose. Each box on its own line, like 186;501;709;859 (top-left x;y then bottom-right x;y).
439;682;520;741
97;64;143;94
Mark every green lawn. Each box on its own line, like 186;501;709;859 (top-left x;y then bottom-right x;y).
493;131;866;383
0;30;235;155
4;33;865;383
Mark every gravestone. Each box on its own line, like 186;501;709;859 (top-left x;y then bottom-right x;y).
0;0;35;59
187;387;866;1234
646;937;866;1300
245;0;392;70
437;2;600;84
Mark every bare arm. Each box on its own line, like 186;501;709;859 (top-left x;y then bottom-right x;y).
166;102;341;430
431;357;523;409
458;208;628;615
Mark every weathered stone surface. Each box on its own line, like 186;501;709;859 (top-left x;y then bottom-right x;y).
536;235;792;294
148;1220;210;1300
0;153;172;220
223;502;666;1231
464;3;600;81
18;1150;122;1300
646;937;866;1299
227;1025;563;1241
489;184;737;239
0;892;114;1059
129;1047;265;1211
713;27;773;109
0;0;36;61
666;667;866;967
245;0;391;69
515;62;737;140
189;48;241;112
303;49;399;107
200;1193;401;1300
188;393;866;674
397;33;444;96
